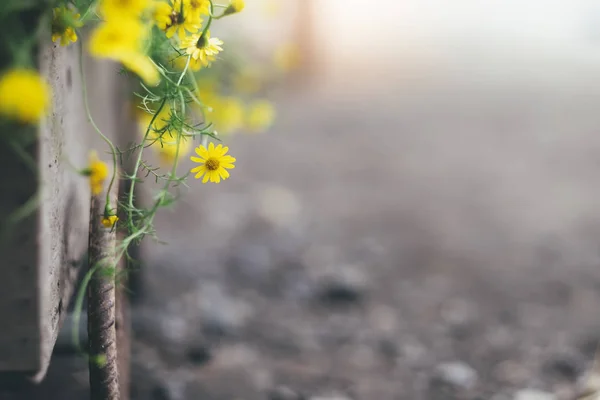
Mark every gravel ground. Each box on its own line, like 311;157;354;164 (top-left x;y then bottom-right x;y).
130;56;600;400
8;52;600;400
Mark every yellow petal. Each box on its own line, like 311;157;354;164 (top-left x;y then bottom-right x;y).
217;145;229;157
194;146;209;158
220;155;235;164
218;168;230;180
121;53;160;86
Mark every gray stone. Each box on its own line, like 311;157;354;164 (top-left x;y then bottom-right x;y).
494;360;530;386
146;377;187;400
310;396;352;400
513;389;557;400
212;344;259;370
255;185;302;228
434;362;478;390
401;340;427;364
541;353;582;382
196;283;253;337
186;343;212;366
316;264;369;304
227;242;273;283
133;305;191;346
368;304;400;335
349;345;378;370
130;345;164;400
440;298;477;326
268;385;304;400
282;270;314;301
163;378;187;400
159;313;190;344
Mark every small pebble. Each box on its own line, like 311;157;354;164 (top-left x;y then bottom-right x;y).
513;389;556;400
542;354;581;382
186;344;212;366
434;362;478;390
316;264;369;305
268;385;304;400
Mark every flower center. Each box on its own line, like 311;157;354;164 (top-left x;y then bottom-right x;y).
169;10;183;26
205;158;220;171
196;34;208;49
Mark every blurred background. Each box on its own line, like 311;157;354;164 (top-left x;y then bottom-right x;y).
36;0;600;399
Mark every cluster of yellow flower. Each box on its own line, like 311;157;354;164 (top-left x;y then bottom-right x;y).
89;0;160;86
122;0;277;184
200;85;276;136
0;0;291;222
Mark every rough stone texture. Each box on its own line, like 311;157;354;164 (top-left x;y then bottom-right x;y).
36;38;91;383
0;36;129;382
0;128;39;375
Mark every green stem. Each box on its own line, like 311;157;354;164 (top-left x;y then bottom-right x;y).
71;263;100;352
177;55;191;86
79;43;119;209
126;98;167;221
78;0;99;23
8;139;36;172
200;1;214;36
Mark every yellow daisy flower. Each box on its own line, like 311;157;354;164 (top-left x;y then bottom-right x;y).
172;54;209;72
246;100;275;133
89;19;146;58
224;0;245;15
120;52;160;86
87;151;109;195
153;1;175;29
190;142;236;183
206;96;245;135
89;20;159;85
154;0;200;38
187;56;207;71
101;215;119;228
100;0;150;19
185;0;210;21
181;31;223;68
51;6;82;46
0;68;51;124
